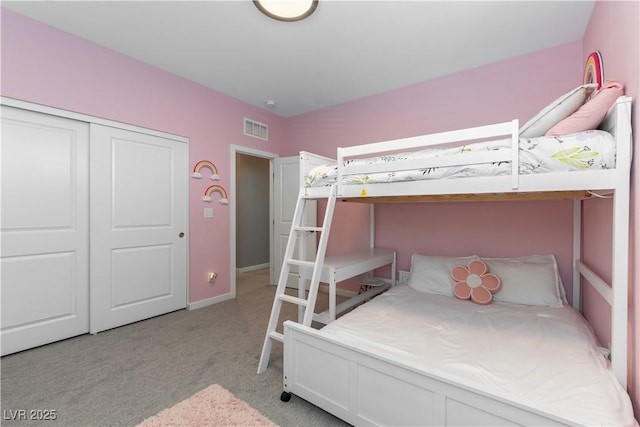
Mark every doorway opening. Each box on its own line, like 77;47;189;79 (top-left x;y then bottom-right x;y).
230;145;276;298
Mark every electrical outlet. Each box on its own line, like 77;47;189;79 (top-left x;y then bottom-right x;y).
399;270;410;285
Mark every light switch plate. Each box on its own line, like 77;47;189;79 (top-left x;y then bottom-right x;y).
203;208;214;218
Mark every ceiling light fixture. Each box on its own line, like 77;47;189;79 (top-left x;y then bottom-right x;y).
254;0;318;22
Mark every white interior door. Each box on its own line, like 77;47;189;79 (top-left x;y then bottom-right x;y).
1;106;90;355
89;124;187;333
273;156;316;287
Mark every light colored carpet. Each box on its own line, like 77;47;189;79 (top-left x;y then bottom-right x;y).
1;269;350;427
136;384;277;427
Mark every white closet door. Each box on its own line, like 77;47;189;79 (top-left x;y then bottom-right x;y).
1;106;90;355
90;124;187;333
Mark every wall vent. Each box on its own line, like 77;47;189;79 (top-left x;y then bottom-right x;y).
244;118;268;141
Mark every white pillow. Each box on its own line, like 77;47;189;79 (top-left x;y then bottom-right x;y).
519;84;597;138
408;254;476;296
408;253;567;307
482;254;565;307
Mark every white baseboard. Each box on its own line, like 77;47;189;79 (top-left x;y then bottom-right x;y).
188;292;235;310
236;263;270;273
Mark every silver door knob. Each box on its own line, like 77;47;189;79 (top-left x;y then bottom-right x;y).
179;232;185;238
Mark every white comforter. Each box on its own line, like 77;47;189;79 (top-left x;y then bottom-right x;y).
319;285;637;426
305;130;616;188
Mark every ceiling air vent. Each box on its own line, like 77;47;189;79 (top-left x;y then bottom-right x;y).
244;118;268;141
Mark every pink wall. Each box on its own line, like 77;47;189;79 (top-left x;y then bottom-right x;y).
288;43;583;156
0;8;289;304
288;42;584;295
582;0;640;414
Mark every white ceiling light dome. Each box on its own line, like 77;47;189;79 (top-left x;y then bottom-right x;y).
254;0;318;22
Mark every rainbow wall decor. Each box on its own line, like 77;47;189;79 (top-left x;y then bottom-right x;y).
583;51;604;90
203;185;229;205
192;160;220;181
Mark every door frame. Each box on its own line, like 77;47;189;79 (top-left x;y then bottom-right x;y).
230;145;278;298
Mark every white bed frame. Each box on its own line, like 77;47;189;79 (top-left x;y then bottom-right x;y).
282;96;633;426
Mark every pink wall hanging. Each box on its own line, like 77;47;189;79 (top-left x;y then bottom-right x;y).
583;51;604;90
203;185;229;205
192;160;221;181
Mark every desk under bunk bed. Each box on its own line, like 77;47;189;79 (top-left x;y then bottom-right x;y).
259;96;635;426
309;247;396;325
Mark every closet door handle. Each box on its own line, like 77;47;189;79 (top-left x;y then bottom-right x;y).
179;232;185;238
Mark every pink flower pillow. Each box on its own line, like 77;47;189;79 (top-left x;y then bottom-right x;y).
451;260;501;305
545;80;624;136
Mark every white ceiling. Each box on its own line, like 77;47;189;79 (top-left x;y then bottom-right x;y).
2;1;596;117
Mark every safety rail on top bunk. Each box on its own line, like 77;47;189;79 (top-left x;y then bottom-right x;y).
301;96;632;201
337;119;519;188
300;120;518;199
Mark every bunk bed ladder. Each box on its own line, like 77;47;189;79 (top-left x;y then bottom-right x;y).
257;185;337;374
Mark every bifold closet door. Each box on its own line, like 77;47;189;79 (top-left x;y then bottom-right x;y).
89;124;188;334
1;106;90;356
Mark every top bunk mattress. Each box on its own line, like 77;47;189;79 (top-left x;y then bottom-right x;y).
304;130;615;188
318;284;636;426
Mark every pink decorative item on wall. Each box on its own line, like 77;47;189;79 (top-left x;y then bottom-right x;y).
192;160;220;181
203;185;229;205
192;160;228;205
583;51;604;90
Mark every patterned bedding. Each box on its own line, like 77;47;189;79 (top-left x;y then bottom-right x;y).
304;130;616;188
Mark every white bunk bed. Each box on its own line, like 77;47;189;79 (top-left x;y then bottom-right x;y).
276;96;635;426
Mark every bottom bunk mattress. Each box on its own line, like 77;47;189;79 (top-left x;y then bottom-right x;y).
316;284;636;426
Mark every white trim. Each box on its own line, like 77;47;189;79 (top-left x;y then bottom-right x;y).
187;292;235;310
1;97;189;143
230;145;278;302
237;263;270;273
